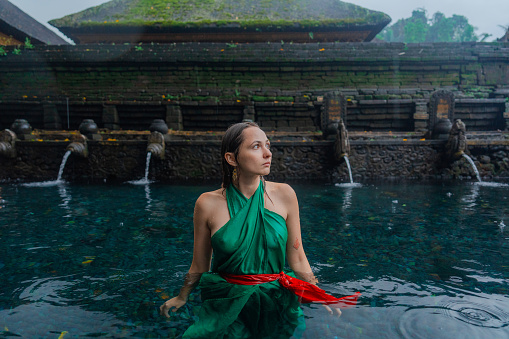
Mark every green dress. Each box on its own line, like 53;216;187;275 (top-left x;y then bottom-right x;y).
183;181;305;338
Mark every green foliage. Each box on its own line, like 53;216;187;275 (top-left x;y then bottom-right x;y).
377;9;480;42
12;48;21;55
0;46;6;56
24;38;34;49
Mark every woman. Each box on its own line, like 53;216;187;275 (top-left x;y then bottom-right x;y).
160;122;359;338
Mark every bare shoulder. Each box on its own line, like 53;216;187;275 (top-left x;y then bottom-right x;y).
195;188;227;212
264;181;298;210
265;181;296;198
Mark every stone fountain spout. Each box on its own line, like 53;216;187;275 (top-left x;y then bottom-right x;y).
333;120;350;161
147;131;165;159
66;134;89;158
445;119;467;161
0;129;17;158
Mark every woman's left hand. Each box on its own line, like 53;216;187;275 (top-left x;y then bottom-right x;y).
322;304;342;317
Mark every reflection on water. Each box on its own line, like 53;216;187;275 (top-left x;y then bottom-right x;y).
0;181;508;338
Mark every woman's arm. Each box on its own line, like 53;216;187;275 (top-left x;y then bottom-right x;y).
281;184;317;284
160;193;213;318
282;184;341;316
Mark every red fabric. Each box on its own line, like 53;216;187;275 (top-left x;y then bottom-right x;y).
220;271;360;309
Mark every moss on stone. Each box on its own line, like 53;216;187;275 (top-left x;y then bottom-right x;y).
49;0;390;30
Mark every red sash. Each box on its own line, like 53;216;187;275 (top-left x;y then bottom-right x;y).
220;271;360;308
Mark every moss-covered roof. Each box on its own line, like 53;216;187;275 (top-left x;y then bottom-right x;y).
49;0;390;30
0;0;68;45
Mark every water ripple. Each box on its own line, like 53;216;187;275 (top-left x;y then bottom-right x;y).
440;301;509;328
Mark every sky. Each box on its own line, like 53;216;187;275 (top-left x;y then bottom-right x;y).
8;0;509;43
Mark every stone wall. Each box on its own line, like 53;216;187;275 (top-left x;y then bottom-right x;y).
1;42;509;133
1;138;508;183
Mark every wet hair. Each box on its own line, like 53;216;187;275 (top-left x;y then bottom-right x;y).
221;121;260;189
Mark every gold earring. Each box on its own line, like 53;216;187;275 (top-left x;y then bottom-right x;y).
232;168;238;182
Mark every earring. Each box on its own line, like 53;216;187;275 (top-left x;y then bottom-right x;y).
232;168;238;182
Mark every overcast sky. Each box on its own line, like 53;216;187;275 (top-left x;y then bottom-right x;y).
9;0;509;43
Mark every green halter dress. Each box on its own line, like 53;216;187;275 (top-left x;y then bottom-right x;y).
182;181;304;338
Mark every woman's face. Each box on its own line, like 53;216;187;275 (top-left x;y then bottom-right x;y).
234;126;272;177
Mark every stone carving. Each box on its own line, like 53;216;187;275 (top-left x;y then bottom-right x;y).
333;120;350;161
149;119;169;134
66;134;89;158
79;119;99;137
321;91;347;137
444;119;467;161
0;129;16;158
429;90;455;138
147;131;165;159
10;119;32;135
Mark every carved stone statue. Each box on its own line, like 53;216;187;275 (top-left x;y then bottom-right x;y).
445;119;467;161
147;131;165;159
66;134;89;158
0;129;17;158
333;120;350;161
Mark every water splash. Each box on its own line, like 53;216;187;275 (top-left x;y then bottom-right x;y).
335;182;362;188
474;182;509;188
22;150;71;187
128;152;152;185
462;154;481;182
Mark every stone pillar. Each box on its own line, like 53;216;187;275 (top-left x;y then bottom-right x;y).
429;90;455;139
504;102;509;131
413;100;429;133
321;91;347;136
166;105;183;131
43;103;62;130
102;105;120;130
242;104;255;122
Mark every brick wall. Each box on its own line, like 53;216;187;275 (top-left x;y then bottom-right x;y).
1;42;508;132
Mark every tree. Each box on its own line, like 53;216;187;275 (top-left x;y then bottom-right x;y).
377;9;480;42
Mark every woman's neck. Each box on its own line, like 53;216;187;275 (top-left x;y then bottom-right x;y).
234;175;261;199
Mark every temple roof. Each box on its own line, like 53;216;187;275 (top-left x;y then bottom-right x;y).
49;0;391;44
0;0;68;45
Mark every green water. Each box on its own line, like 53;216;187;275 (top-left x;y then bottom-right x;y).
0;181;508;338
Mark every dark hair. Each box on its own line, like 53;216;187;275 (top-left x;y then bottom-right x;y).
221;121;260;189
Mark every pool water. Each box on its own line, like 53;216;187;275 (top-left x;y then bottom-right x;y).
0;181;508;338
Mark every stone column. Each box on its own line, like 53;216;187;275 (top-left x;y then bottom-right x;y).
166;105;183;131
242;104;255;122
43;103;62;130
413;100;429;133
102;105;120;130
504;102;509;131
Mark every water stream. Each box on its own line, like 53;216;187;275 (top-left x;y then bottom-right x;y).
128;152;152;185
344;155;354;184
335;156;362;188
22;150;71;187
57;150;72;182
462;153;482;182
